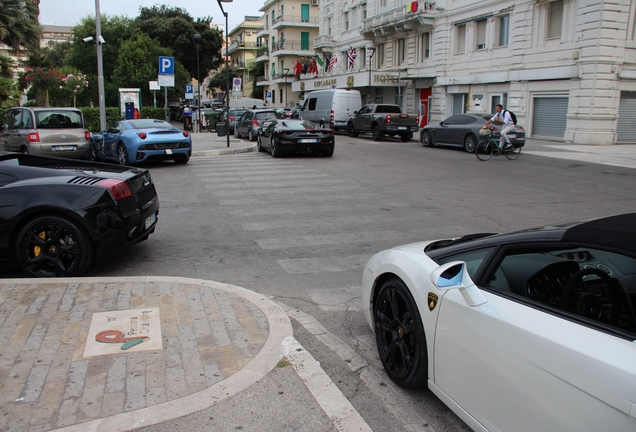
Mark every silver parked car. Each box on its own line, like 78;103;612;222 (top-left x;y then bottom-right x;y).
235;109;277;141
0;107;92;159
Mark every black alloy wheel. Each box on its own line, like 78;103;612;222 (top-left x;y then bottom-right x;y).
347;122;359;137
248;129;256;141
374;278;428;388
257;136;265;152
16;216;94;277
270;138;281;158
372;125;385;141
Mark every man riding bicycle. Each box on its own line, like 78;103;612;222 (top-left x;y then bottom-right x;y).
483;104;514;150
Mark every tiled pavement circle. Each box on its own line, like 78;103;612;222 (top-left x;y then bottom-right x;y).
0;277;292;432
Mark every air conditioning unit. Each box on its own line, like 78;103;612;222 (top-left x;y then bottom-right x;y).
311;0;319;6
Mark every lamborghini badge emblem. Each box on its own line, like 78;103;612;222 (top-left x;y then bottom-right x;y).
428;292;438;311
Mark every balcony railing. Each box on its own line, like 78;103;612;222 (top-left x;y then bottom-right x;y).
272;14;319;26
232;59;246;68
256;46;269;57
314;34;336;49
227;40;260;54
256;76;270;83
362;1;437;34
271;40;314;53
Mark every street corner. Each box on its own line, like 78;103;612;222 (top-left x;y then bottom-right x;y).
0;276;292;432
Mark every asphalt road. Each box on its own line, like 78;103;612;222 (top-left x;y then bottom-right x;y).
9;135;636;430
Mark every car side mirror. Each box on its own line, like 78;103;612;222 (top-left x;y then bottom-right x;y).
439;121;445;126
430;261;486;306
100;130;107;135
353;111;358;115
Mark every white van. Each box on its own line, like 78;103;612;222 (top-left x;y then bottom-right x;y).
299;89;362;131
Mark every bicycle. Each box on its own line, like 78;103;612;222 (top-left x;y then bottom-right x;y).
475;127;521;161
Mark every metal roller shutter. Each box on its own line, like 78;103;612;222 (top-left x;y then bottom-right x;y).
617;92;636;143
532;97;568;138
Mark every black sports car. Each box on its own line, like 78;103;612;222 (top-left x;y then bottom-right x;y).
0;153;160;277
420;113;526;153
256;119;335;157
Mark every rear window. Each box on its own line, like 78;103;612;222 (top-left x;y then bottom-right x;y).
255;112;277;120
35;110;84;129
128;120;173;129
376;105;401;113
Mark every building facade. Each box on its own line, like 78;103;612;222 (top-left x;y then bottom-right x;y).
256;0;321;107
289;0;636;144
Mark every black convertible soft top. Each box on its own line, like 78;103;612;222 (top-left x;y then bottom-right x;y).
562;213;636;254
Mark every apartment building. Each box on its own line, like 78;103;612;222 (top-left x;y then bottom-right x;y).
226;16;261;98
0;25;73;76
256;0;321;107
295;0;636;144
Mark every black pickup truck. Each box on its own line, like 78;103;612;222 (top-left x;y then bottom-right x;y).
346;104;419;142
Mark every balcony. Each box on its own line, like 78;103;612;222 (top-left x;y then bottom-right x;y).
361;1;438;39
256;25;268;37
227;40;260;55
256;75;270;86
314;34;336;50
256;46;269;62
232;59;246;70
272;14;319;29
271;40;315;56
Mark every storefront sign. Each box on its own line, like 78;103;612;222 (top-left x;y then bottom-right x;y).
313;79;337;88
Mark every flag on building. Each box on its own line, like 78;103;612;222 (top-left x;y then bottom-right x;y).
345;48;357;70
324;53;332;72
328;53;338;72
315;55;324;67
406;1;418;12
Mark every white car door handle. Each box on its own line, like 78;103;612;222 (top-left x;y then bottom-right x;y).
617;398;636;420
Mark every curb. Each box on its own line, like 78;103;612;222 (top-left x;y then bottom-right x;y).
191;144;257;157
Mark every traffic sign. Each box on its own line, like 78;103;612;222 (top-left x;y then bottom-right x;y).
233;78;242;87
158;75;174;87
185;84;194;100
159;56;174;75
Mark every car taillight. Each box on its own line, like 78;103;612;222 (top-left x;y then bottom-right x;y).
229;115;235;121
385;115;391;124
252;120;259;126
137;132;147;139
278;129;286;136
97;178;133;200
518;126;524;131
27;132;40;142
182;131;189;137
330;110;334;122
84;131;91;140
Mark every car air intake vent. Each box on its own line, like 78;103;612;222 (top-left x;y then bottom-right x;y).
68;176;102;186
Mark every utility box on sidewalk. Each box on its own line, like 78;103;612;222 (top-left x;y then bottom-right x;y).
217;122;227;137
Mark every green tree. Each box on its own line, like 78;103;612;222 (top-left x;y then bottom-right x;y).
207;67;237;95
111;34;189;107
65;15;133;107
43;40;72;69
0;77;21;108
18;55;55;106
132;5;224;80
0;0;41;53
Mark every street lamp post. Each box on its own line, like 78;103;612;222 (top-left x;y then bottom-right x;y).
94;0;106;131
217;0;233;148
368;47;376;105
284;67;289;107
192;33;202;133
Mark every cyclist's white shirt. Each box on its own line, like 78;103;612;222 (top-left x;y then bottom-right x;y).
491;111;514;127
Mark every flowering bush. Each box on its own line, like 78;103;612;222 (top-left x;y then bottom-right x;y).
60;73;89;106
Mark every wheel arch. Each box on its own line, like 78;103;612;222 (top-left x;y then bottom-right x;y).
8;207;98;265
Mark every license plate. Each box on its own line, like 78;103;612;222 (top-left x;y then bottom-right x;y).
299;139;318;143
145;213;156;230
53;145;76;151
397;126;407;130
508;134;516;138
165;149;173;154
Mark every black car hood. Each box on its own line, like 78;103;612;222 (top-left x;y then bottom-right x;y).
0;154;145;184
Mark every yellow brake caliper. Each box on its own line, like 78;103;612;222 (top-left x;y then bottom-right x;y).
34;231;46;257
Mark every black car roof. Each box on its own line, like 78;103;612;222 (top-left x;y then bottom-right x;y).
428;213;636;256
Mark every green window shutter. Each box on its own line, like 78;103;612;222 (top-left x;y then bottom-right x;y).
301;32;309;50
301;4;310;22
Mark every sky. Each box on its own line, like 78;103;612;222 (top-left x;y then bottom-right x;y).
38;0;266;32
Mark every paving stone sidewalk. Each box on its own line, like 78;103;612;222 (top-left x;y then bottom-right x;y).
0;277;290;432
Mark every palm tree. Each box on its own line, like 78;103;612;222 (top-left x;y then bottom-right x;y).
0;54;15;78
0;0;41;53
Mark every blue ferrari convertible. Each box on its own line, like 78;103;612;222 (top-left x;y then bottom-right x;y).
93;119;192;165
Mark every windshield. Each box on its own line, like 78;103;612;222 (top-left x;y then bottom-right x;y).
35;110;84;129
128;120;173;129
255;112;277;120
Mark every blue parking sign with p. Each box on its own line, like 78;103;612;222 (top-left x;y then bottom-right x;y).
159;56;174;75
